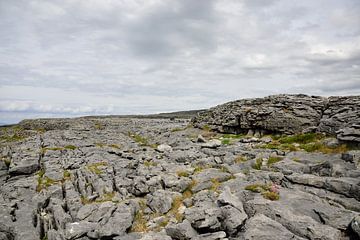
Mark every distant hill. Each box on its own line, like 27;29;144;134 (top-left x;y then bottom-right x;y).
81;109;205;120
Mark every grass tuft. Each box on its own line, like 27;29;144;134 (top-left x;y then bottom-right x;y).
267;156;283;166
64;145;77;150
221;139;230;145
87;162;108;175
262;191;280;201
252;158;263;170
176;170;189;177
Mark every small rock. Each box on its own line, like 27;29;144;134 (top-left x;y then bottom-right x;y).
166;219;198;240
197;135;206;143
157;144;173;153
351;215;360;238
195;231;227;240
201;139;222;149
147;190;174;214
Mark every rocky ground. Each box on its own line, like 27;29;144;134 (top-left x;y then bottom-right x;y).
0;115;359;240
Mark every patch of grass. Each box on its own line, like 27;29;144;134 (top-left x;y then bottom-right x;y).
130;200;148;233
80;196;93;205
128;132;157;148
144;160;158;167
177;170;189;177
95;142;106;148
300;142;348;154
223;134;245;139
94;122;104;130
245;183;280;201
41;147;64;154
169;196;184;222
242;169;250;175
133;134;149;146
260;142;298;151
217;165;230;173
98;192;115;202
36;170;60;192
245;184;270;193
210;178;221;192
64;145;77;150
262;191;280;201
279;133;324;144
252;158;263;170
109;144;121;149
202;124;211;131
193;165;204;173
63;170;71;180
158;218;169;228
0;126;27;142
234;155;248;164
221;139;230;145
36;128;46;133
267;156;283;166
87;162;108;175
171;127;183;132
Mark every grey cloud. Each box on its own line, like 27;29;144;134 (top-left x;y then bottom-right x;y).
0;0;360;123
124;0;219;58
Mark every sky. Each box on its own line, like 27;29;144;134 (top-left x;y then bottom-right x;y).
0;0;359;124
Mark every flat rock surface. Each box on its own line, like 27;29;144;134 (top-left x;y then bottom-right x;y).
0;116;359;240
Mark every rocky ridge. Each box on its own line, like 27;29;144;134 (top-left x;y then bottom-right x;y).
0;95;359;240
192;94;360;143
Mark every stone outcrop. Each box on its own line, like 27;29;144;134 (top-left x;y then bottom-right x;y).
192;94;360;142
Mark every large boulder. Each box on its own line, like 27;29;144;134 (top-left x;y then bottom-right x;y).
192;94;327;135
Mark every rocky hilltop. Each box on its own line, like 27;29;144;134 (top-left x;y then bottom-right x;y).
192;94;360;143
0;94;360;240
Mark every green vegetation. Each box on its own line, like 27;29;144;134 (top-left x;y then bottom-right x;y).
87;162;108;175
234;155;248;164
0;126;28;142
176;170;190;177
128;132;158;148
42;145;79;153
262;191;280;201
252;158;263;170
36;174;58;192
64;145;77;150
63;170;71;179
171;127;183;132
202;124;211;131
267;156;283;166
300;142;348;154
130;200;148;233
259;133;351;154
221;139;230;145
94;121;105;130
210;178;221;192
222;133;245;139
278;133;324;144
144;160;158;167
95;142;106;148
109;144;121;149
245;183;270;193
245;183;280;201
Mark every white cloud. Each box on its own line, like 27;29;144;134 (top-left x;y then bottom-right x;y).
0;0;359;123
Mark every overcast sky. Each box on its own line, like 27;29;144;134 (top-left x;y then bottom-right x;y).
0;0;359;124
